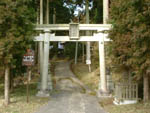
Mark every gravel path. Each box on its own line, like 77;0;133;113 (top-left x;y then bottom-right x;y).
35;61;107;113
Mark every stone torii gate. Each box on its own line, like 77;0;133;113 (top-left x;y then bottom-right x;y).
35;24;111;97
36;0;111;97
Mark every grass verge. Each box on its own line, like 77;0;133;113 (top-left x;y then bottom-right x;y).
0;82;49;113
0;67;49;113
72;61;150;113
99;98;150;113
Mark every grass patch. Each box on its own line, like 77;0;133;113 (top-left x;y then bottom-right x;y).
0;65;50;113
99;98;150;113
0;83;49;113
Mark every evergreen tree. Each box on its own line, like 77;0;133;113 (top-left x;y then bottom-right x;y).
0;0;36;105
109;0;150;101
91;0;103;23
49;0;75;24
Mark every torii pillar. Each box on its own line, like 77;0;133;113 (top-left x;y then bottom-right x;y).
37;30;51;97
36;0;51;97
37;0;44;91
98;0;110;97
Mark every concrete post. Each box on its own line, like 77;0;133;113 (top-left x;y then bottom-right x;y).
85;0;91;72
75;42;78;64
86;42;91;72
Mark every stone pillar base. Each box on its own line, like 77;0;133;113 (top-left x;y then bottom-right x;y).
36;90;50;97
37;80;52;91
97;90;112;98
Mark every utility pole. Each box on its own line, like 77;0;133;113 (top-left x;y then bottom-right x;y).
85;0;91;72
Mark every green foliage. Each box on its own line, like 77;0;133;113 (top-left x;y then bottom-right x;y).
109;0;150;79
90;0;103;23
64;42;82;59
49;0;74;24
0;0;36;73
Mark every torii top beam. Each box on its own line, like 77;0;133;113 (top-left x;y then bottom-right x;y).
35;24;111;32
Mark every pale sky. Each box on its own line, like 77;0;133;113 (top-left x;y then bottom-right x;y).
64;1;93;16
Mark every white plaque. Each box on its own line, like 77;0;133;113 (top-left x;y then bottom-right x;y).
86;60;91;65
69;23;79;40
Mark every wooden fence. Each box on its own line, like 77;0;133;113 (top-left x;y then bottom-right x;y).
115;83;138;100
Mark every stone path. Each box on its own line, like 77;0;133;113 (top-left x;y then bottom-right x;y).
35;61;107;113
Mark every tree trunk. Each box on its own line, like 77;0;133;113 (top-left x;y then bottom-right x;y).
46;0;49;24
53;8;56;24
4;65;10;106
82;43;85;63
144;74;150;102
10;69;14;92
40;0;43;24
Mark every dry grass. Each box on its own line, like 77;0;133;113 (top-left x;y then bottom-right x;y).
0;66;49;113
99;98;150;113
0;83;49;113
71;62;99;91
72;62;150;113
